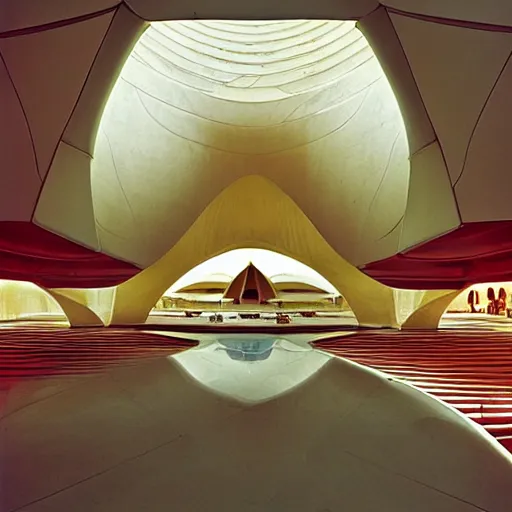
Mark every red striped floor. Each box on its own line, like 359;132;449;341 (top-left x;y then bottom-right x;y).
0;327;196;383
314;330;512;453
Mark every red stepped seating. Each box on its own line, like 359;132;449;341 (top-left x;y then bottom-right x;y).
315;330;512;453
0;327;196;383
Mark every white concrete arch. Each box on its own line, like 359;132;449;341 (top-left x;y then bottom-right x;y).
109;175;398;327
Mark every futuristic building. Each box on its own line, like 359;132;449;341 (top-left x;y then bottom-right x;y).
0;0;511;329
153;253;346;315
1;2;512;511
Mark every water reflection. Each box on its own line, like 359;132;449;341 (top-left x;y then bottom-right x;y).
0;329;331;407
218;338;276;361
171;335;331;403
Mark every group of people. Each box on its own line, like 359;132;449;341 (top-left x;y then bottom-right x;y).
467;287;509;316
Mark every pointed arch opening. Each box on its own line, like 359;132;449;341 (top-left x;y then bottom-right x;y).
149;248;357;326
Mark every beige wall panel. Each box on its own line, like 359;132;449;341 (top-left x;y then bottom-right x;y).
110;176;398;327
390;13;512;183
0;13;114;178
125;0;377;21
400;142;460;252
401;290;461;329
381;0;512;27
0;56;40;220
34;142;99;250
64;6;148;156
91;128;143;261
358;8;435;156
0;1;119;33
455;56;512;222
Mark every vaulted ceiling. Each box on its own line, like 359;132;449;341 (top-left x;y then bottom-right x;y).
1;0;511;289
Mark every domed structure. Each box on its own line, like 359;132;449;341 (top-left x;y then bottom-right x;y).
1;1;511;328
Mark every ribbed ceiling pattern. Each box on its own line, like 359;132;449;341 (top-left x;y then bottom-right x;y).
133;20;368;102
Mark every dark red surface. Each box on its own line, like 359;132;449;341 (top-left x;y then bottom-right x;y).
0;222;139;288
362;222;512;289
2;220;512;290
0;327;196;384
315;329;512;453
